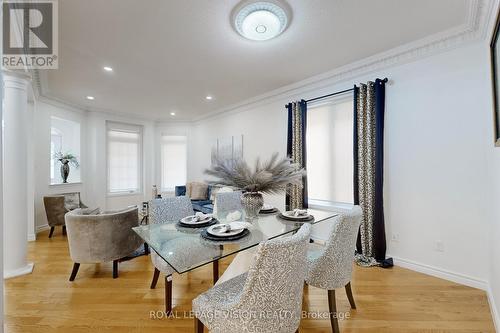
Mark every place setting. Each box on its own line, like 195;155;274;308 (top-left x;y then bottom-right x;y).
278;209;315;222
200;221;252;242
259;203;279;215
176;212;218;230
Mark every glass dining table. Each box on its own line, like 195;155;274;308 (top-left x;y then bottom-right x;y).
133;208;338;279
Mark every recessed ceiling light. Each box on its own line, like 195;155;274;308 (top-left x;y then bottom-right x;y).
103;66;113;72
170;112;176;116
86;96;95;100
233;1;290;41
206;96;213;100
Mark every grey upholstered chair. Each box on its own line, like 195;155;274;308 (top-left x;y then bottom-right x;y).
305;206;363;333
65;207;143;281
193;223;312;333
43;192;87;238
148;196;220;314
213;191;243;218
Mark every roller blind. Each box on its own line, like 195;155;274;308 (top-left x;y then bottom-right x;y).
161;135;187;191
107;122;143;194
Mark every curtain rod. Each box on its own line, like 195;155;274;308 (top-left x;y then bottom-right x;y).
284;77;388;108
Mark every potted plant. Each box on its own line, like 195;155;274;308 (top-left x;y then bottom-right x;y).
54;152;80;183
205;153;305;219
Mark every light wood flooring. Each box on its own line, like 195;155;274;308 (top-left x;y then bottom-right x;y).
4;228;496;332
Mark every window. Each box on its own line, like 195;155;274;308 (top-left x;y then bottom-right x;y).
161;135;187;191
107;122;143;194
306;94;354;205
50;117;81;184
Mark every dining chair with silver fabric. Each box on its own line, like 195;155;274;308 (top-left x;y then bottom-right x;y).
305;206;363;333
192;223;311;333
148;196;220;314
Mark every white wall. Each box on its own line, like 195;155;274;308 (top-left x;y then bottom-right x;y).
190;41;493;287
33;101;158;231
33;101;87;232
85;112;156;211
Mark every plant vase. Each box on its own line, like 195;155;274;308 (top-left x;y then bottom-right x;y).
241;192;264;220
60;159;70;183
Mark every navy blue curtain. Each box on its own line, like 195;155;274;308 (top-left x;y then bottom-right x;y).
373;79;387;263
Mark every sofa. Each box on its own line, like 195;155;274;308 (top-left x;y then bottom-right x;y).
175;183;214;214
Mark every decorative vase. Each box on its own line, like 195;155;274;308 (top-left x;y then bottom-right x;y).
241;192;264;220
60;159;70;183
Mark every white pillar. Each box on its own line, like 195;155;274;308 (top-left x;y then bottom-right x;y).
3;71;34;279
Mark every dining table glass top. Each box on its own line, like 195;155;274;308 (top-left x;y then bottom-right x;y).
133;208;338;274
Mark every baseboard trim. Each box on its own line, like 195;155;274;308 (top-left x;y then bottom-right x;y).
36;224;50;233
388;254;488;291
487;286;500;333
27;233;36;242
4;262;34;279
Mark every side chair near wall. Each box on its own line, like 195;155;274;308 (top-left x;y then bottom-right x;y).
65;207;144;281
305;206;363;333
43;192;87;238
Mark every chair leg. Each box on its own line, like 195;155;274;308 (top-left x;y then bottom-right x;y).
213;260;219;284
165;275;173;315
69;263;80;281
113;260;119;279
345;282;356;309
62;225;67;236
48;226;55;238
150;268;160;289
328;289;340;333
144;242;150;255
195;317;204;333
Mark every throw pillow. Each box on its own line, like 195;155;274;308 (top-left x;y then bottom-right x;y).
190;182;208;200
186;182;193;198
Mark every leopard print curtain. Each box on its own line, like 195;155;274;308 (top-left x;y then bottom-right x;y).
286;100;308;210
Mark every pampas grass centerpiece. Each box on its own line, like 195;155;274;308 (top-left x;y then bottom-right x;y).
205;153;305;219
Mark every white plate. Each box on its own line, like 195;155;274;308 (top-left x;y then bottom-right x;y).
261;204;274;211
180;215;213;225
207;223;245;237
282;210;311;220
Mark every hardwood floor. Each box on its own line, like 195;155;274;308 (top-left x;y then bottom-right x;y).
4;229;495;332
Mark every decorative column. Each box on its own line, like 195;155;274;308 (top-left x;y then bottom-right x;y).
3;71;34;279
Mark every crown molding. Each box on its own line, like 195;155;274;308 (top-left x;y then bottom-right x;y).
193;0;492;123
31;0;493;124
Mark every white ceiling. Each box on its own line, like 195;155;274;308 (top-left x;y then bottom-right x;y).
43;0;469;120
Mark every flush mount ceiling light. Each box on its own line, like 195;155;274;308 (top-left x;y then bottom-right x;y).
86;96;95;100
103;66;113;72
233;1;290;41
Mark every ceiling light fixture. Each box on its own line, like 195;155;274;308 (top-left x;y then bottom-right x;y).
103;66;113;72
170;112;176;116
206;95;213;100
86;96;95;100
233;1;290;41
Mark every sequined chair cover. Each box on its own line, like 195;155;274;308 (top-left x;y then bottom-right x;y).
148;196;195;276
213;191;243;218
148;196;221;314
193;223;311;333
